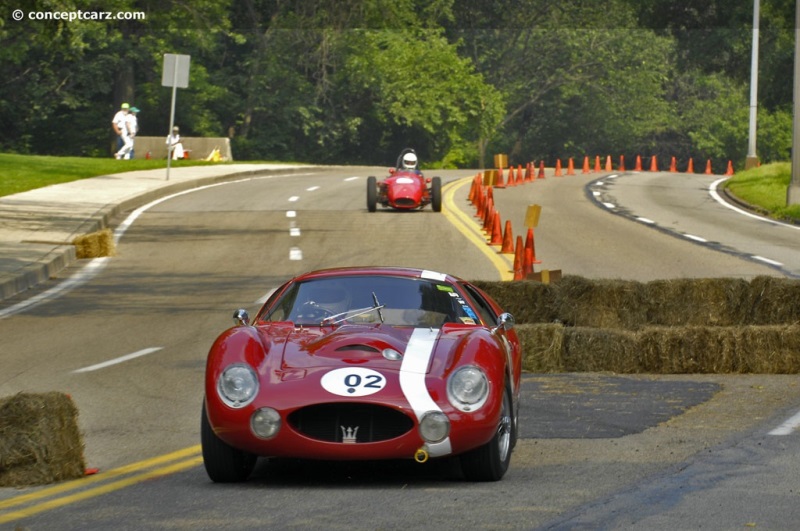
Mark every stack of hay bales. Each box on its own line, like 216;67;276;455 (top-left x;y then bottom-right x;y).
0;392;86;487
474;276;800;374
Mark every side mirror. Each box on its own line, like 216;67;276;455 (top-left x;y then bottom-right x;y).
388;168;396;174
233;309;250;326
491;312;515;334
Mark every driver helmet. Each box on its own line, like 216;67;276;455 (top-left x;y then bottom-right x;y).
402;152;418;170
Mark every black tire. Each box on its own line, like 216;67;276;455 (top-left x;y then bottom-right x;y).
201;403;257;483
431;177;442;212
459;385;513;481
367;176;378;212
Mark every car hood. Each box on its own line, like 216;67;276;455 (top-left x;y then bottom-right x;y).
279;325;451;373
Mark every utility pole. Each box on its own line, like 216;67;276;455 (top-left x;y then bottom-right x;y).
746;0;760;170
788;0;800;205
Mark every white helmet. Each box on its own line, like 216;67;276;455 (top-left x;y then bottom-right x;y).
402;152;418;169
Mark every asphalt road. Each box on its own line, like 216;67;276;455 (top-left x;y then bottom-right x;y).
1;167;799;530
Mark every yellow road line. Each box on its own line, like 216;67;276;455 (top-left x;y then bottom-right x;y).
442;177;513;281
0;446;202;524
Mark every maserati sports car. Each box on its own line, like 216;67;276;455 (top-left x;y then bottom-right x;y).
202;267;521;483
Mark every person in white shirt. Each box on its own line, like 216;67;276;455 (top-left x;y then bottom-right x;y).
124;107;139;159
166;126;184;159
112;103;133;159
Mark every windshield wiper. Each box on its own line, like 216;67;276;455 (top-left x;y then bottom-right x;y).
322;292;386;326
372;292;385;323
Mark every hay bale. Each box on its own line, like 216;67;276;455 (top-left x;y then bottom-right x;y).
643;278;752;327
553;276;647;329
516;323;566;372
472;280;557;324
0;392;86;487
747;276;800;325
73;228;116;259
562;327;638;372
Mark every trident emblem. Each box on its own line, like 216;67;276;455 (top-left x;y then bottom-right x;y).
340;426;359;443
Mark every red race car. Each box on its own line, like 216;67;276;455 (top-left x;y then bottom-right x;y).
201;266;521;483
367;149;442;212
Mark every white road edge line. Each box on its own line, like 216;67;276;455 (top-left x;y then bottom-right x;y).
709;177;800;231
73;347;163;373
769;410;800;436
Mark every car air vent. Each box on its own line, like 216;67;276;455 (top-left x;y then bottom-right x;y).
335;344;380;353
288;403;414;443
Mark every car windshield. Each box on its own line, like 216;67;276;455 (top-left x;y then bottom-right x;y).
263;275;480;327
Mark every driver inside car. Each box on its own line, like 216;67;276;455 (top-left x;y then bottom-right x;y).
396;149;422;174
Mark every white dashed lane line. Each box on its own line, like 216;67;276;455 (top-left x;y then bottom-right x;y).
73;347;163;373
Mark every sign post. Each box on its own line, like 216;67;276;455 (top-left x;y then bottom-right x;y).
162;53;191;180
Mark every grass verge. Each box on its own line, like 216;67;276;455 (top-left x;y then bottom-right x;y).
724;162;800;222
0;153;227;197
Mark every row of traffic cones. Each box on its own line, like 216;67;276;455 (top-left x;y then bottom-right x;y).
468;174;541;280
493;155;735;184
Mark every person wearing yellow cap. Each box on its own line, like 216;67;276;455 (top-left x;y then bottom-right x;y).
112;103;133;159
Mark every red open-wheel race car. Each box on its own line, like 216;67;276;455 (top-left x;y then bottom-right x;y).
201;266;521;483
366;149;442;212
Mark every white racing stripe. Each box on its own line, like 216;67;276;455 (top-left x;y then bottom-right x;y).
399;328;452;457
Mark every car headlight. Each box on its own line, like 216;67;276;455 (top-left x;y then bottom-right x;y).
251;407;281;439
217;364;259;408
447;366;489;412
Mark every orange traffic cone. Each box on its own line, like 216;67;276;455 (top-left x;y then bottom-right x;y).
619;155;626;172
513;236;525;280
567;158;575;175
686;158;694;173
635;155;642;171
494;168;505;188
650;155;658;172
705;159;713;175
468;176;478;204
506;165;515;186
483;202;495;232
500;220;514;254
725;160;734;176
475;189;486;218
594;156;601;172
554;159;563;177
489;213;503;245
525;162;533;182
537;161;546;179
517;164;524;185
582;156;590;174
604;155;612;172
525;227;541;270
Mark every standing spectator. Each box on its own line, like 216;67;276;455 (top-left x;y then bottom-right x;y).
125;107;140;159
112;103;133;159
166;126;184;160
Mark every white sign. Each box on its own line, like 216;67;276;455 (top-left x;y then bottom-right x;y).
162;53;191;88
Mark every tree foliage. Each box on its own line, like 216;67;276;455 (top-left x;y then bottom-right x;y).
0;0;793;168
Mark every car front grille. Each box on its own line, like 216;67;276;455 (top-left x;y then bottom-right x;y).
288;403;414;443
393;198;417;207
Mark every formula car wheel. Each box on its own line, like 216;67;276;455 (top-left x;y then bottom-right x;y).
431;177;442;212
201;403;257;483
367;176;378;212
459;384;512;482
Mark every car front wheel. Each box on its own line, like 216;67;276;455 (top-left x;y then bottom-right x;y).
459;385;513;481
430;176;442;212
367;176;378;212
201;403;257;483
